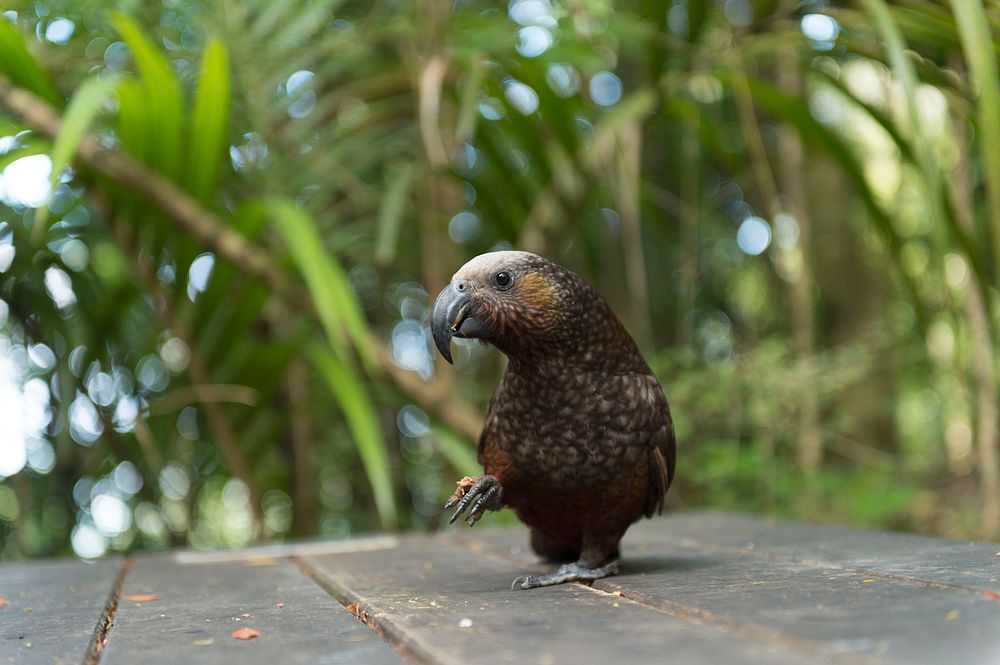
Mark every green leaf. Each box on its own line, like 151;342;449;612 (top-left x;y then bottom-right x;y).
272;0;343;48
812;66;991;320
267;198;375;370
739;74;930;334
811;70;915;163
374;162;415;266
33;75;120;243
432;427;480;477
951;0;1000;277
112;14;183;181
186;38;230;204
115;78;149;164
862;0;952;282
311;345;397;530
0;18;60;106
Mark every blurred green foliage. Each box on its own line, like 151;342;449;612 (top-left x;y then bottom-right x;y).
1;0;999;560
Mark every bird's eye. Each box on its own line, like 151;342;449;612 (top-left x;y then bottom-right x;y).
494;271;513;290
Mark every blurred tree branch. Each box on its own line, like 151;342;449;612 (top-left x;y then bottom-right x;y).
0;74;484;443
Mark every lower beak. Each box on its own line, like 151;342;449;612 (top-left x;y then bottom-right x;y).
431;284;488;364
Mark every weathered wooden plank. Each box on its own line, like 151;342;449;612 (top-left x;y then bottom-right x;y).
631;512;1000;591
599;545;1000;665
449;517;1000;665
0;558;121;665
100;555;405;665
171;534;398;564
301;535;836;665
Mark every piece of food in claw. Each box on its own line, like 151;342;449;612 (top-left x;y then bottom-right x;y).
448;475;478;504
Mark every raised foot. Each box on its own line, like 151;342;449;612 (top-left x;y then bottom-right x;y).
444;475;502;526
511;560;620;591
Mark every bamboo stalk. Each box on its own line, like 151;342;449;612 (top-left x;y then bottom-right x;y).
950;97;999;539
615;120;653;348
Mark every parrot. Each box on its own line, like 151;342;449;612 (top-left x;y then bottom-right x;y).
431;250;675;590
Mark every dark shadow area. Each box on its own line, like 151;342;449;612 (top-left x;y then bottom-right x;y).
618;555;718;577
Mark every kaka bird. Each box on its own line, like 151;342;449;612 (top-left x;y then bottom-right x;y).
431;251;675;590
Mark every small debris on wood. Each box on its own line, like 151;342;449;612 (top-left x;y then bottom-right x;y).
125;594;160;602
193;638;214;646
945;610;960;621
276;602;285;608
458;618;473;628
862;580;874;584
984;591;999;601
241;613;251;618
231;627;261;640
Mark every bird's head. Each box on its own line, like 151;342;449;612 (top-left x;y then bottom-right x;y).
431;250;578;364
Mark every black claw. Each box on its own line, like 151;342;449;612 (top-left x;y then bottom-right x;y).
448;500;467;524
445;476;501;525
511;575;535;591
466;485;499;525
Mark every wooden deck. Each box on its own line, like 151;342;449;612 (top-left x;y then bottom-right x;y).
3;512;1000;664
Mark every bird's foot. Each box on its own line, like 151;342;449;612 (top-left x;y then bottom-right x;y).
444;475;502;526
511;560;620;590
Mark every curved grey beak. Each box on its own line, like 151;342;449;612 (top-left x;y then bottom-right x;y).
431;283;489;364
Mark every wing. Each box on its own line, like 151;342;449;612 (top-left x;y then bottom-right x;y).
643;379;676;518
476;383;504;464
476;381;520;487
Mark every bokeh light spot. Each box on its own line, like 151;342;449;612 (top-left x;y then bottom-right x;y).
0;154;52;208
517;25;552;58
736;216;772;256
589;71;622;107
71;523;107;558
448;211;481;244
45;17;75;44
504;80;539;115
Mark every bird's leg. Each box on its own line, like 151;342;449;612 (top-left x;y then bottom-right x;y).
511;536;620;590
511;560;619;590
444;475;503;526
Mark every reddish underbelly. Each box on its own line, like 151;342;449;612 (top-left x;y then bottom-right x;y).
500;477;645;548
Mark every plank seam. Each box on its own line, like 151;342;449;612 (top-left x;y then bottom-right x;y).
584;581;890;665
291;555;436;665
81;558;132;665
450;536;891;665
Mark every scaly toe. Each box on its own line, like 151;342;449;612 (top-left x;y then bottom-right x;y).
511;575;539;590
510;560;620;591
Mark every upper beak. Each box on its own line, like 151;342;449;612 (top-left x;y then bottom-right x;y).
431;283;489;364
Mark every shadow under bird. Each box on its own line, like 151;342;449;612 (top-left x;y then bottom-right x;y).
431;251;676;590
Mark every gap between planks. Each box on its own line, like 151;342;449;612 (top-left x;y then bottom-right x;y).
452;537;891;665
296;535;885;665
82;558;133;665
291;555;428;665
